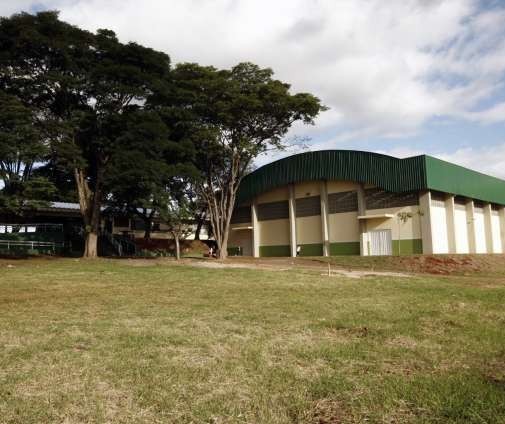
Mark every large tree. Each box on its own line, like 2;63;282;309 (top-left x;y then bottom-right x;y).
0;12;171;257
171;62;326;258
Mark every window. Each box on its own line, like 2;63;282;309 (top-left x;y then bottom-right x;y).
328;191;358;213
231;206;251;224
257;201;289;221
365;188;418;209
474;200;485;208
430;191;446;202
454;196;468;206
296;196;321;217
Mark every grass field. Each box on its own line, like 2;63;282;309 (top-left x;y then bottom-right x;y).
1;257;505;423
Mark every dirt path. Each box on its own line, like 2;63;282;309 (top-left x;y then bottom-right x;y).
172;258;412;279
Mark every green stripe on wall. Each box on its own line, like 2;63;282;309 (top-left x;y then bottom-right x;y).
260;245;290;257
227;246;243;256
392;239;423;255
330;241;360;256
298;243;323;256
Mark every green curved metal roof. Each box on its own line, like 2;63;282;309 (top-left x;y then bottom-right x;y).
236;150;505;206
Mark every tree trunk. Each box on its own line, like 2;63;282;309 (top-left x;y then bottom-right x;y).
140;211;154;240
84;231;98;258
174;236;180;260
201;154;245;261
143;223;151;240
218;235;228;260
194;219;203;240
205;190;235;260
74;163;104;259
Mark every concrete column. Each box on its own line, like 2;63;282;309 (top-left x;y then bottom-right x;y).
465;200;476;254
499;207;505;253
357;183;368;256
419;190;434;254
320;181;330;257
251;201;259;258
483;204;494;253
445;195;457;254
288;184;297;258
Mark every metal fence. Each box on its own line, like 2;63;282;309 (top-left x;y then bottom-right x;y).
0;240;64;254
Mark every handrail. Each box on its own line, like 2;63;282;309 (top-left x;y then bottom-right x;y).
102;231;123;256
0;239;63;253
100;230;138;256
115;235;137;255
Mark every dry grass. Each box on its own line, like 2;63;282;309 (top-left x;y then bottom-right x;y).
0;257;505;423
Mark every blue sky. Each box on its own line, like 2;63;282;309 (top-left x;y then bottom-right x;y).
3;0;505;177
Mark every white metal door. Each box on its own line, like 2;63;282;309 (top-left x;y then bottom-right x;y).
369;230;392;256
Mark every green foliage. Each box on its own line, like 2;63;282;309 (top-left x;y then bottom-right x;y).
105;110;198;238
0;92;55;213
159;191;197;259
169;62;326;257
0;11;325;260
160;193;196;235
171;61;325;176
0;11;173;255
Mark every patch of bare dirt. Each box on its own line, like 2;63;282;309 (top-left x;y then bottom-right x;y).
323;269;410;279
394;255;482;275
308;399;348;424
134;238;209;255
180;259;410;278
224;255;491;276
483;354;505;389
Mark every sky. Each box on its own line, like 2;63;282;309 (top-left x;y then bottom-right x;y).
2;0;505;177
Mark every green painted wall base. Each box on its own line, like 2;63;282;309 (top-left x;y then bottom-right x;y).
298;243;323;256
257;239;422;257
392;239;423;255
260;245;290;257
227;246;243;256
329;241;360;256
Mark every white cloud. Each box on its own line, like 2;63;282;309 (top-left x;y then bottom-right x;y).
436;143;505;178
3;0;505;144
0;1;38;16
374;143;505;179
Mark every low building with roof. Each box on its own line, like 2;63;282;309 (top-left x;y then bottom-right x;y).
0;202;209;256
228;150;505;257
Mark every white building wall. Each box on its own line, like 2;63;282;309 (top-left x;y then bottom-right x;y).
491;210;503;253
431;199;449;254
454;204;470;253
419;191;433;254
474;207;487;253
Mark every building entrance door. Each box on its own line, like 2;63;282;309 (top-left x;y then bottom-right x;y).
369;229;392;256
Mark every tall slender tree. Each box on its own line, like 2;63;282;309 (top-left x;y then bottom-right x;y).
160;190;196;260
171;62;326;258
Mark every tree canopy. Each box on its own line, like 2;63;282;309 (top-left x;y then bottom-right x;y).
170;62;326;258
0;92;55;213
0;11;326;258
0;11;172;256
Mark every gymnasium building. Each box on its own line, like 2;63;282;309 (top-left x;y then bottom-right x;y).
228;150;505;257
